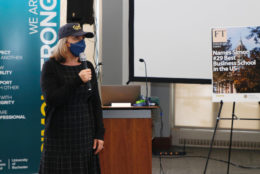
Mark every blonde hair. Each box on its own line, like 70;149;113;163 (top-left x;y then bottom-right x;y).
50;38;68;62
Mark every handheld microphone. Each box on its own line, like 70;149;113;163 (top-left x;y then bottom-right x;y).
79;52;92;91
139;58;148;105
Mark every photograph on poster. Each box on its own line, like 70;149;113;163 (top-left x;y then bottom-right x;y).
212;26;260;102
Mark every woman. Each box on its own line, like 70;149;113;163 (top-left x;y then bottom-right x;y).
39;23;105;174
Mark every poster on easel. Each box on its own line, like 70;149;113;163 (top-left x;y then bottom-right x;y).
212;26;260;102
0;0;60;173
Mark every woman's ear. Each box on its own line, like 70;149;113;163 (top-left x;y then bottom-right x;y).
66;42;70;48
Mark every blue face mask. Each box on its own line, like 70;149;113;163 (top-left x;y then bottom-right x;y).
69;39;86;57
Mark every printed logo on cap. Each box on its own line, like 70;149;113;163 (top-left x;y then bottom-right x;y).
73;24;81;30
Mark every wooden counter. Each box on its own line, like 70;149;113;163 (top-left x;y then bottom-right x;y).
99;106;158;174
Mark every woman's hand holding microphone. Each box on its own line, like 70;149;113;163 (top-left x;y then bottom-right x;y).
79;69;92;83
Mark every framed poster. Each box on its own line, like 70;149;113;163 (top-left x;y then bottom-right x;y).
212;26;260;102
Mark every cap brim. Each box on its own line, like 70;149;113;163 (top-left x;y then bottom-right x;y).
72;31;94;38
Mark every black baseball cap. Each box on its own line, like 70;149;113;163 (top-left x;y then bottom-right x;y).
58;23;94;40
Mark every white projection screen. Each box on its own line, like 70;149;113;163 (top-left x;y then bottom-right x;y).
129;0;260;84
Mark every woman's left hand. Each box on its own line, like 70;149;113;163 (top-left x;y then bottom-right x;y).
93;139;104;155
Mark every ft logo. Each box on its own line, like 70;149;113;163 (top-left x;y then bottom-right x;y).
212;28;227;43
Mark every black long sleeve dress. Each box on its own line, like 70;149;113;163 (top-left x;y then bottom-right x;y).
39;58;105;174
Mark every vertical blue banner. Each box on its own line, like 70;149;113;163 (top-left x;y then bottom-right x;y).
0;0;60;173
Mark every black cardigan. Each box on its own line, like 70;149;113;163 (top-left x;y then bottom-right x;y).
40;58;105;140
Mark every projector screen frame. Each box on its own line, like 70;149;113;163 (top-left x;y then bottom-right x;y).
128;0;211;84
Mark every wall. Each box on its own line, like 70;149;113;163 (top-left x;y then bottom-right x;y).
102;0;123;85
175;84;260;130
101;0;172;137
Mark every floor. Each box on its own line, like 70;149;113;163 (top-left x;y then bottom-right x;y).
152;147;260;174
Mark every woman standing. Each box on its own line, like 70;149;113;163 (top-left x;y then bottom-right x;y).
39;23;105;174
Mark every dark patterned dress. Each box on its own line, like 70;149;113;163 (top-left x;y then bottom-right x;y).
39;58;104;174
